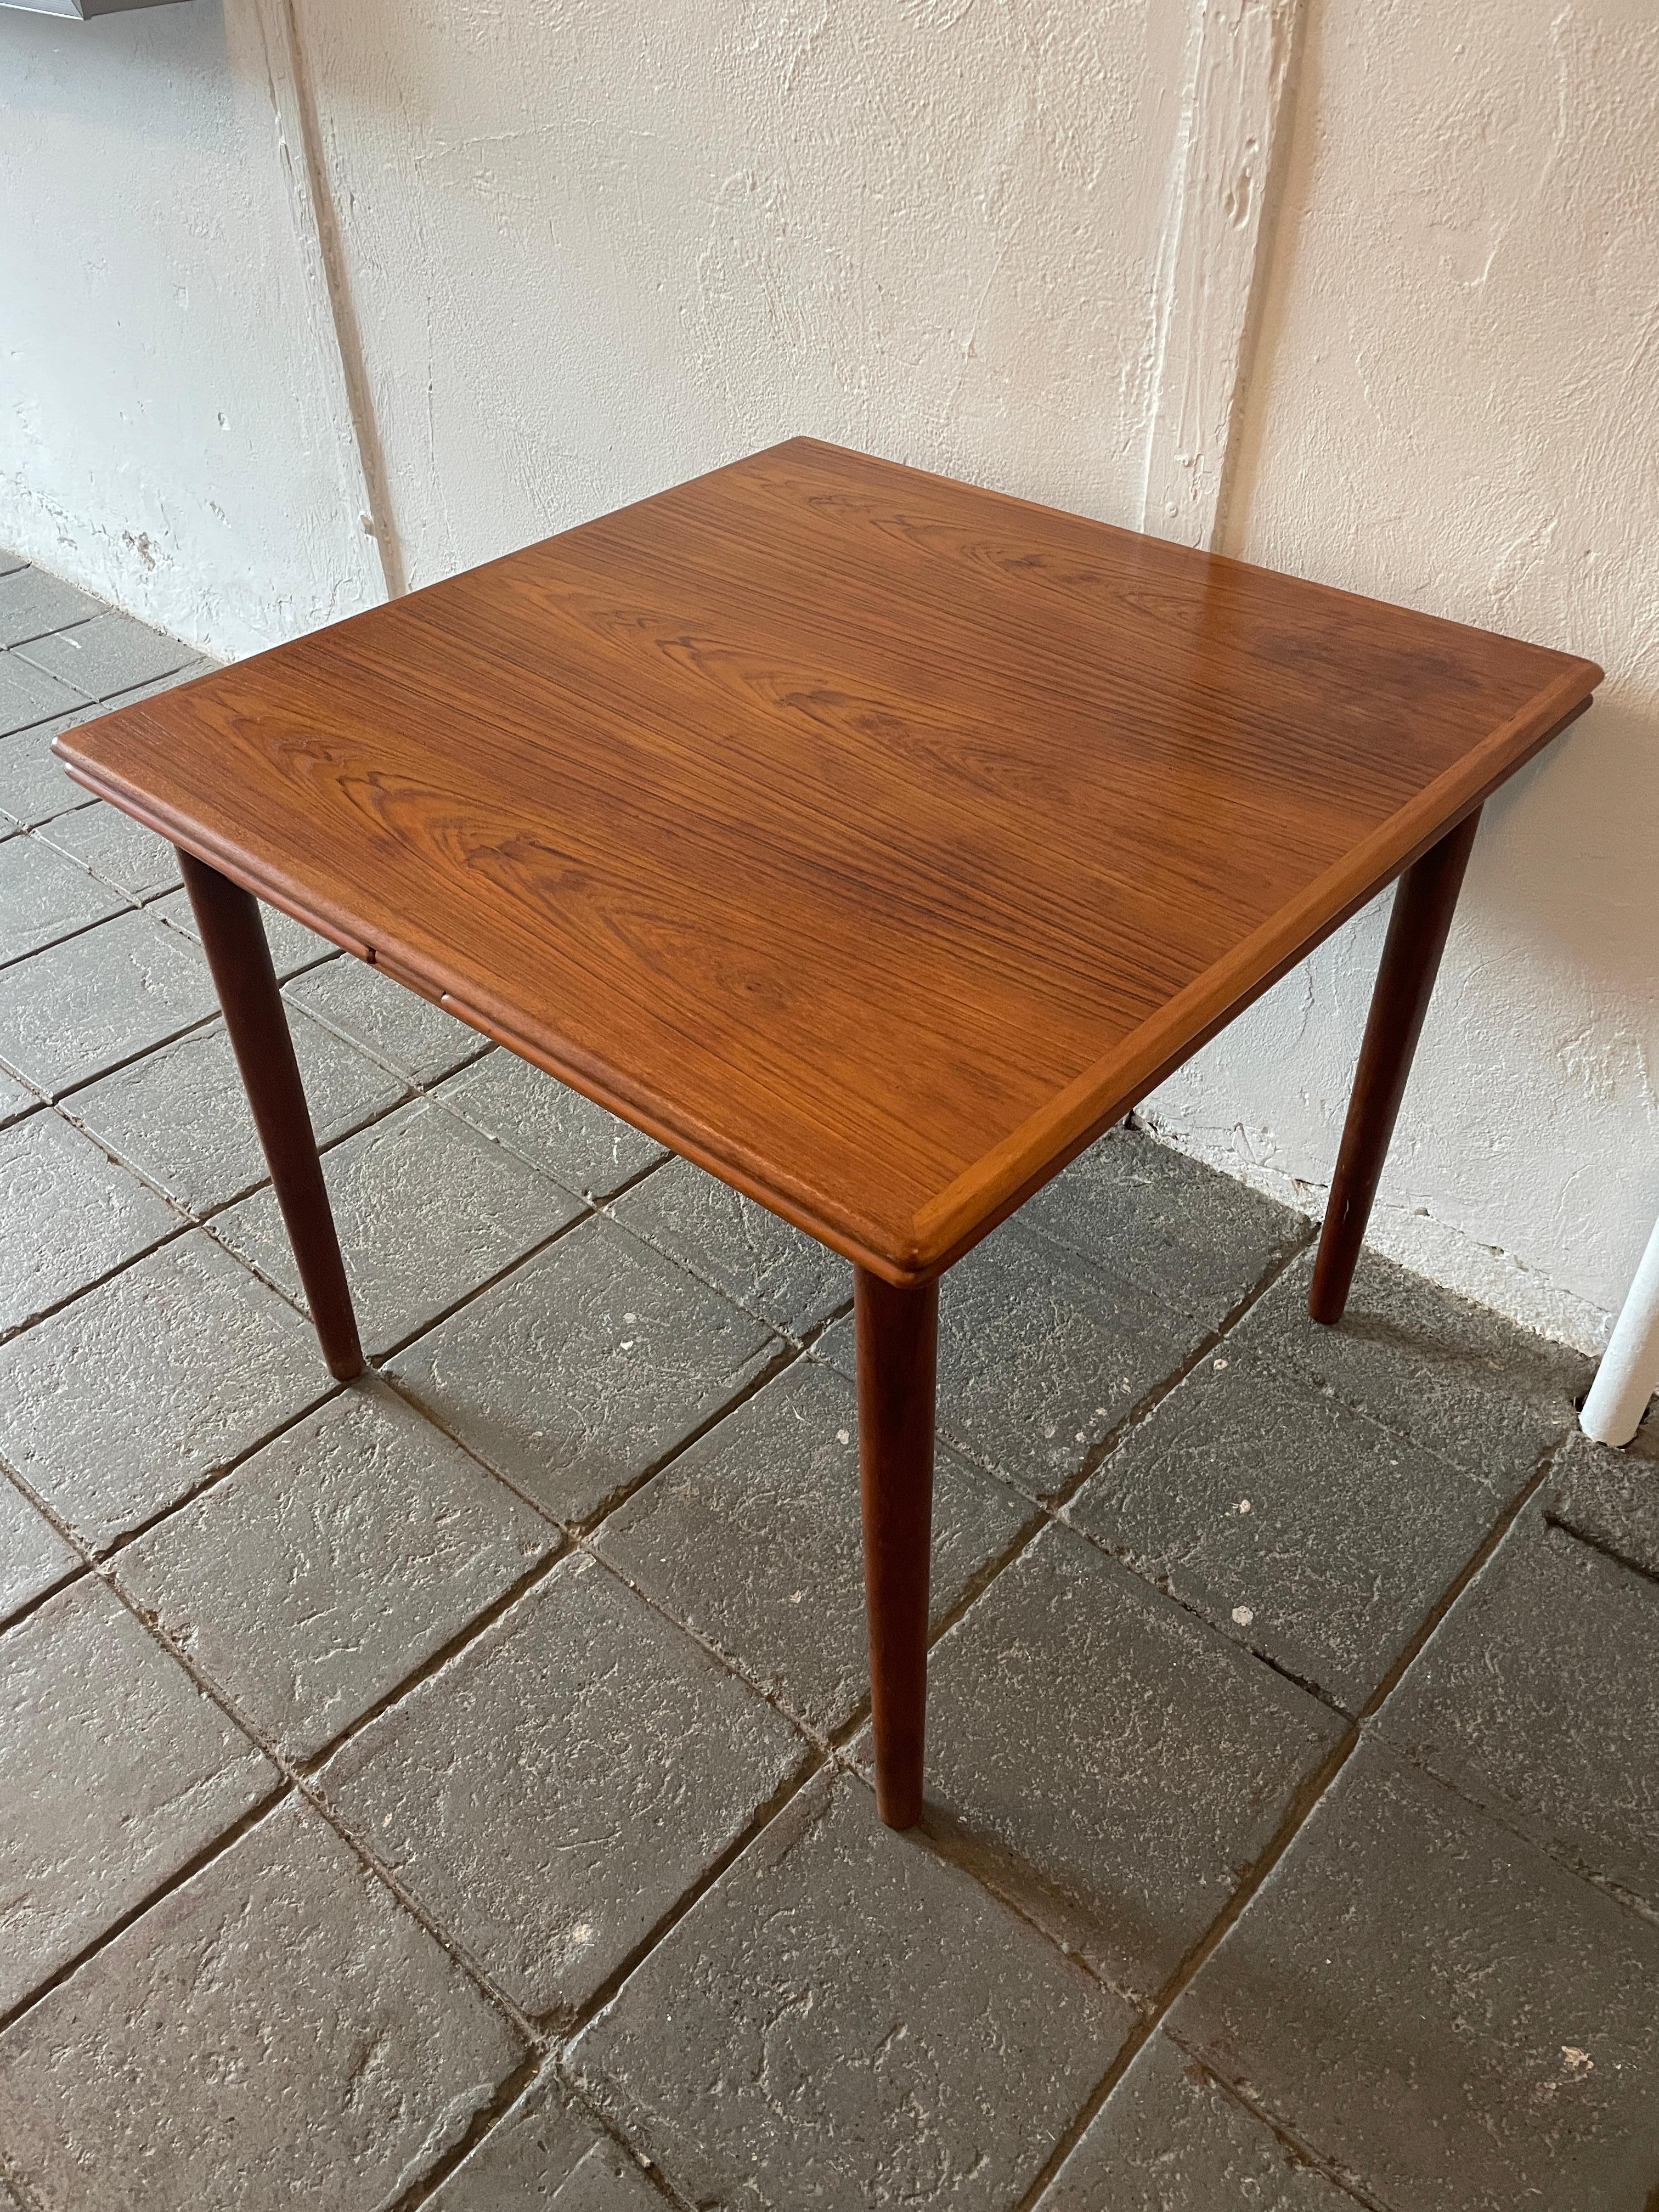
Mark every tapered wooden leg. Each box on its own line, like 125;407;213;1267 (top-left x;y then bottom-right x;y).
856;1266;938;1831
178;851;364;1380
1309;809;1482;1327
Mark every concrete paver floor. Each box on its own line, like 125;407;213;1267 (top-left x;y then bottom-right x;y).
1;561;1657;2210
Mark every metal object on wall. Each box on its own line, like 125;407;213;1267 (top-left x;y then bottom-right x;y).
1;1;187;16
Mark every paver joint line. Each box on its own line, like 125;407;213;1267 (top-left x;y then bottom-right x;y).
1;558;1645;2212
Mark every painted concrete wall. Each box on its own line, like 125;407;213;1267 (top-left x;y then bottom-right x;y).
290;0;1184;590
1144;0;1659;1351
2;0;1654;1351
0;2;375;655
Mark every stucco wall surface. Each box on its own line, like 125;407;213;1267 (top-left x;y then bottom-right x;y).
0;4;369;656
290;0;1183;590
1145;0;1659;1350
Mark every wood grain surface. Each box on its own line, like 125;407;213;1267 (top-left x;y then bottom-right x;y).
57;438;1600;1280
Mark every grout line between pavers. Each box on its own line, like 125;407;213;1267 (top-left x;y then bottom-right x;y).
0;1479;546;2053
390;2051;697;2212
1358;1720;1659;1934
1008;1727;1362;2209
0;1378;348;1572
1009;1418;1583;2210
338;1217;1336;2152
0;905;150;977
0;1212;198;1352
370;1212;801;1543
1;1262;819;2198
382;2049;547;2212
1541;1508;1659;1595
7;1000;227;1107
283;1545;569;1779
0;1785;296;2043
1158;2033;1395;2211
191;1104;601;1345
1;944;1609;2212
0;1565;95;1644
549;1736;828;2053
1353;1435;1569;1728
0;1210;820;2075
591;1192;854;1358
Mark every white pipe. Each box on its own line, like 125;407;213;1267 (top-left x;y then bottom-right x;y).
1581;1209;1659;1447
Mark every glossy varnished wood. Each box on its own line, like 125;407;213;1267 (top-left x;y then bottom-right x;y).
58;439;1601;1282
1308;809;1483;1327
178;852;365;1381
855;1267;938;1829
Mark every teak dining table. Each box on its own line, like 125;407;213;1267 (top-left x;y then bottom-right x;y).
57;439;1601;1830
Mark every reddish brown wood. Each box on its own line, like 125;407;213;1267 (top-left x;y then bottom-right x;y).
54;440;1601;1284
855;1266;937;1830
1309;809;1484;1327
178;851;364;1381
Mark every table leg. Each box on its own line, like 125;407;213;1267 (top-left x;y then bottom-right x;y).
1309;808;1482;1327
855;1266;938;1831
177;851;365;1381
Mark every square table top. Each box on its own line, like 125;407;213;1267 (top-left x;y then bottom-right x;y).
58;439;1600;1283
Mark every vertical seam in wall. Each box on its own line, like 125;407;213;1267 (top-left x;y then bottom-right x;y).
1139;0;1310;552
1209;0;1312;554
250;0;405;601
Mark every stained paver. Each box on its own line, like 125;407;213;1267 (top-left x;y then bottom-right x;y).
426;2066;659;2210
935;1224;1209;1500
0;1067;36;1127
0;1576;276;2013
815;1220;1208;1503
1070;1346;1497;1711
1379;1510;1659;1910
1545;1425;1659;1578
0;651;84;737
150;883;337;980
0;1230;329;1549
0;1475;81;1631
38;800;181;901
0;566;103;648
388;1214;781;1527
0;716;98;828
1037;2030;1361;2210
1232;1246;1584;1488
13;609;196;699
597;1359;1031;1734
0;663;218;832
568;1773;1133;2211
0;1797;523;2211
116;1380;558;1762
0;1108;179;1333
610;1153;851;1338
213;1097;580;1355
66;1003;404;1216
318;1556;810;2023
1021;1124;1310;1328
0;831;126;964
436;1050;667;1201
0;905;218;1097
1170;1739;1659;2212
876;1521;1345;2004
285;955;490;1086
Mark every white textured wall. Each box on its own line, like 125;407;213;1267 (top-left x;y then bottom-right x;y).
0;2;370;655
3;0;1654;1351
292;0;1183;587
1144;0;1659;1351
